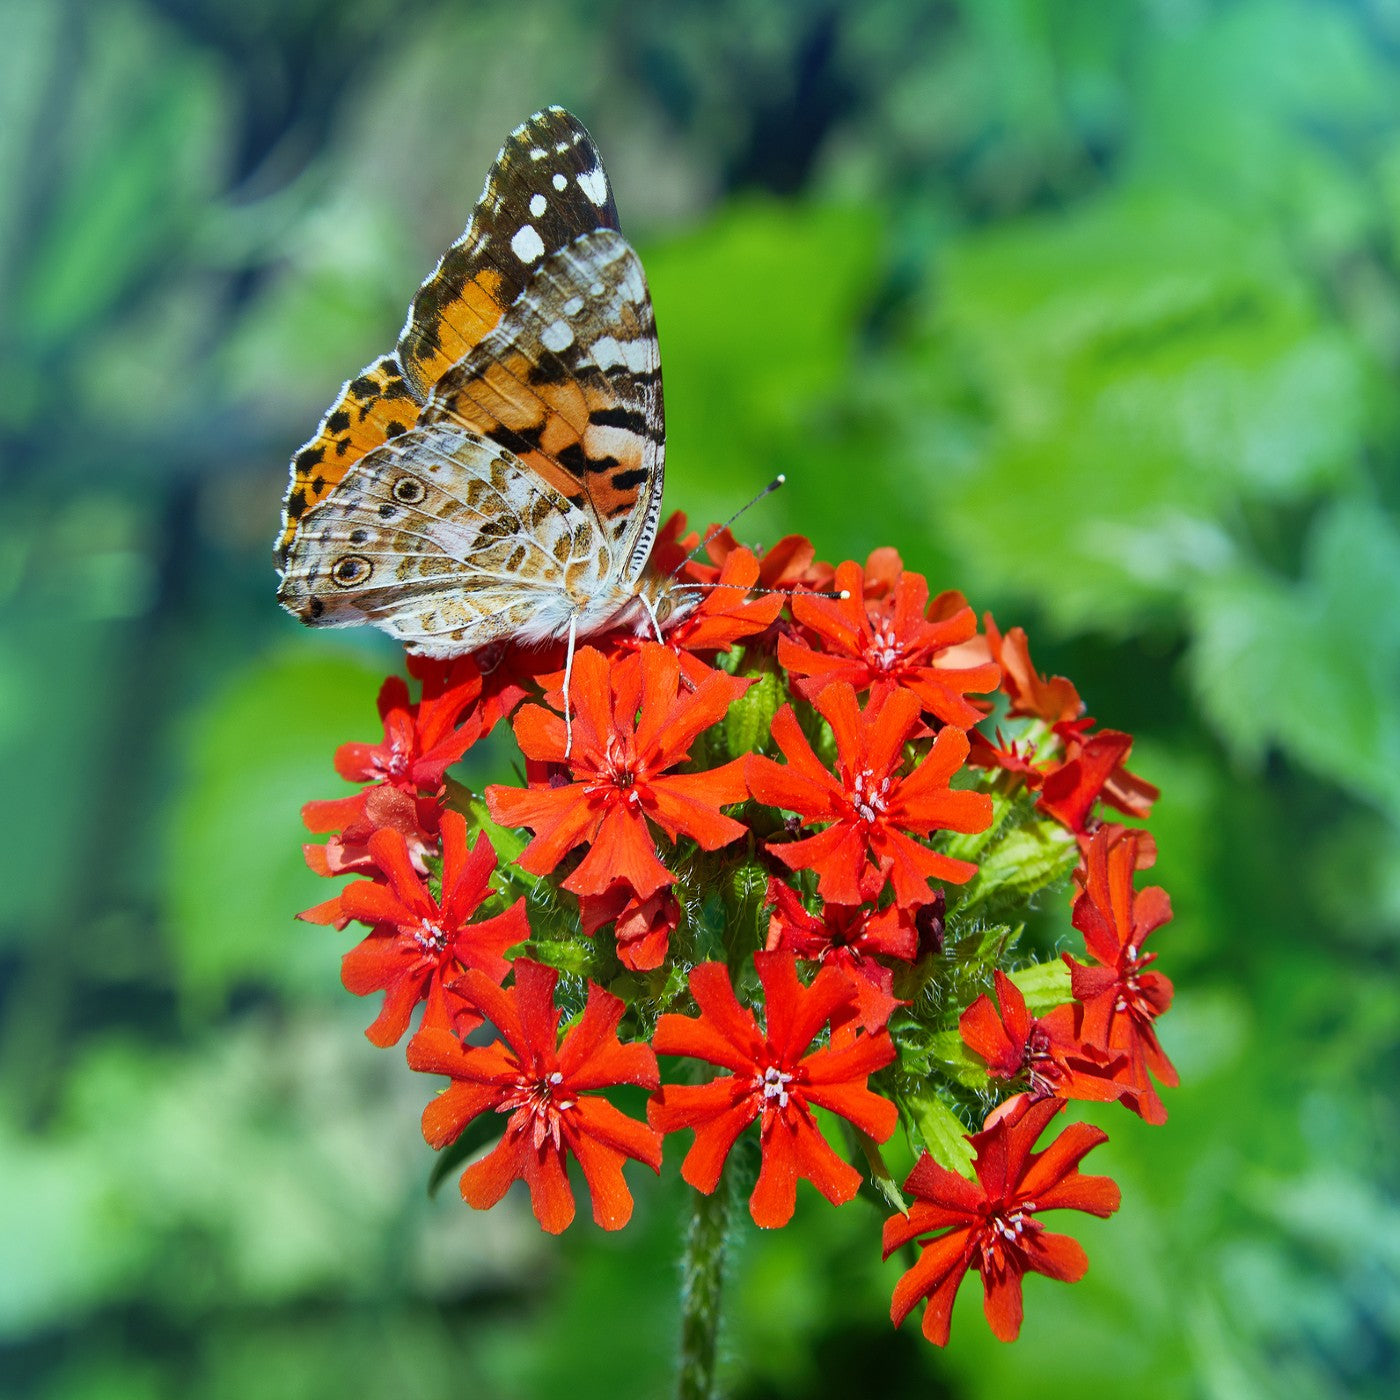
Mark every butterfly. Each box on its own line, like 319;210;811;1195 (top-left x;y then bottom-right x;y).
275;107;687;683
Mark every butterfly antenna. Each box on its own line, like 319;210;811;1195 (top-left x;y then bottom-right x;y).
667;475;786;582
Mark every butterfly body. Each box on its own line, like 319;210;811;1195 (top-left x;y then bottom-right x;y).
277;110;683;658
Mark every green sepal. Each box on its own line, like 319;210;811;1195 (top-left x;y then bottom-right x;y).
520;935;609;982
611;959;691;1031
894;921;1018;1028
722;859;771;969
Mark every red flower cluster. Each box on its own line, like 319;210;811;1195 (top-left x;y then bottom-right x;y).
294;523;1177;1350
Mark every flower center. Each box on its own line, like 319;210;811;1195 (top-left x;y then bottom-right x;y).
866;620;903;674
755;1064;796;1109
849;767;890;826
585;735;649;811
499;1069;575;1150
979;1203;1041;1272
412;918;448;954
373;732;413;782
1023;1026;1062;1098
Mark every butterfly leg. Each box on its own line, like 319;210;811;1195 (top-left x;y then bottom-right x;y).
640;591;665;643
562;613;578;759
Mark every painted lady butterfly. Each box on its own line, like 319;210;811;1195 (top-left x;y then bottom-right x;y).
276;108;682;665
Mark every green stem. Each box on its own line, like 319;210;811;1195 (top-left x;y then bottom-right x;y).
677;1165;732;1400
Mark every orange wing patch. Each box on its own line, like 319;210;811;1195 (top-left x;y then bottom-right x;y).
396;262;510;402
431;348;650;520
422;230;664;562
277;354;419;561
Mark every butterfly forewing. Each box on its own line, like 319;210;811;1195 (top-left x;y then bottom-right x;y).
423;229;664;584
395;107;622;399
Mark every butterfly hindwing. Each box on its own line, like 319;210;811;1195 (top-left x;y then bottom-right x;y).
423;228;664;584
276;354;418;562
395;107;622;400
277;422;608;652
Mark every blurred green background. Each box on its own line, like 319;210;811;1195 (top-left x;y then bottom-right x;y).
4;1;1399;1396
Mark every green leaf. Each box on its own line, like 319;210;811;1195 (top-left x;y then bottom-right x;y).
724;660;784;759
926;1030;988;1091
903;1089;976;1180
915;183;1385;631
1188;500;1400;819
1008;959;1073;1014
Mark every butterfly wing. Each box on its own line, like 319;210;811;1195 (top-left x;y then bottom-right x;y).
424;228;665;586
277;422;605;653
276;354;419;563
276;107;621;566
396;107;622;399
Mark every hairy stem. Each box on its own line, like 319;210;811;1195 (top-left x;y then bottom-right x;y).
677;1165;732;1400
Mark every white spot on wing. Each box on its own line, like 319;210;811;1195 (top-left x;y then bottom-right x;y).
589;334;654;373
529;147;546;160
530;193;547;217
541;320;574;352
552;172;568;191
562;296;584;317
577;166;609;206
511;225;545;263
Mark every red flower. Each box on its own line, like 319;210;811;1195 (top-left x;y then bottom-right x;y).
578;883;681;972
966;728;1048;791
689;524;836;595
959;971;1127;1105
333;670;482;794
408;960;662;1233
648;952;897;1227
763;876;916;1032
597;548;785;684
661;547;786;677
854;546;904;601
299;810;527;1047
883;1096;1120;1346
780;560;1000;728
409;650;528;738
301;784;440;893
486;645;749;900
1037;723;1158;835
747;685;993;906
983;616;1082;725
1067;826;1176;1124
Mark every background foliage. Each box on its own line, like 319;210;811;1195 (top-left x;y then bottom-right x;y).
3;1;1398;1396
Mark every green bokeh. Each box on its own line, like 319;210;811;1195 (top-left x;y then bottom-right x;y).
2;2;1397;1397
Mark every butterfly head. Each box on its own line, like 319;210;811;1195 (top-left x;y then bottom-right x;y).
586;567;698;644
